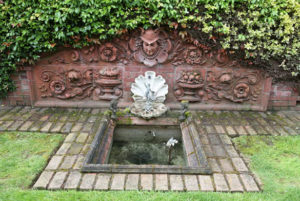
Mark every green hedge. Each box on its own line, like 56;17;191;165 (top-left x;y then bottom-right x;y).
1;0;299;98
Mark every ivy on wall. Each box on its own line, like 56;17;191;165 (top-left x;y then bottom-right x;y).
0;0;299;98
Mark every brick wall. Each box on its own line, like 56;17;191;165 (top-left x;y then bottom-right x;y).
0;68;33;106
268;83;300;110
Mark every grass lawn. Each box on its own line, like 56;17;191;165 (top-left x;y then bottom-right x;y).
0;132;299;201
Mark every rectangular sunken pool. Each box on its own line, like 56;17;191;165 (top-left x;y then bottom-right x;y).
82;117;212;174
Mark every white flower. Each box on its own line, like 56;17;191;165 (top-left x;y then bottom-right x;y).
166;137;178;147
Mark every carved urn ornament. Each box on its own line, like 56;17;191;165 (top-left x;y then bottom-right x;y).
130;71;168;119
129;28;172;67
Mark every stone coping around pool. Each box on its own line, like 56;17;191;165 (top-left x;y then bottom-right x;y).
81;116;212;174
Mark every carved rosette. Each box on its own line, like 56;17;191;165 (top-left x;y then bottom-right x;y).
174;71;205;102
129;29;172;67
205;71;261;103
99;43;118;62
39;67;122;101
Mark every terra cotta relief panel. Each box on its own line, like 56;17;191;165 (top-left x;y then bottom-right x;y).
32;28;271;110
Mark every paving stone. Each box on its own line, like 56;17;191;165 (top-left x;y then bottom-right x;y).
283;126;298;135
205;125;216;134
226;174;244;192
208;158;221;173
56;143;71;155
0;121;14;131
33;171;54;189
225;126;238;137
73;155;85;170
0;114;13;121
78;114;89;123
213;173;229;192
214;125;226;134
39;114;51;122
140;174;153;191
18;121;34;131
254;125;268;135
125;174;139;190
40;122;53;132
219;134;232;145
170;175;184;191
61;122;73;133
273;126;289;136
82;123;94;133
64;171;82;190
203;145;214;158
264;126;279;136
76;133;89;143
80;144;91;155
87;116;98;123
234;126;248;135
224;145;240;158
240;174;260;192
257;117;269;126
111;174;126;190
86;135;94;144
219;158;234;172
208;134;221;145
7;121;24;131
232;158;248;172
198;175;214;191
64;133;78;143
80;173;97;190
48;171;68;190
199;134;210;145
68;143;83;155
245;125;257;135
71;123;83;132
46;155;63;170
50;122;64;133
91;109;101;115
184;175;199;191
29;121;43;132
60;156;77;169
59;115;69;122
155;174;168;191
94;174;111;190
211;145;227;157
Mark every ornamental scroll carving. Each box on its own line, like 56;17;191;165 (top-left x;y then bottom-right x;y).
174;70;262;103
39;67;122;101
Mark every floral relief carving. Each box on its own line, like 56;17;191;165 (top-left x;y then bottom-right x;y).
99;43;118;62
205;71;261;103
39;67;122;101
174;69;262;103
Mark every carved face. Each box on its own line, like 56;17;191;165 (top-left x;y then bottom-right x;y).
142;41;159;56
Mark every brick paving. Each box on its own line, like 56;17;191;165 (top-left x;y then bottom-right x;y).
0;106;299;192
